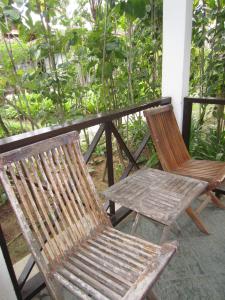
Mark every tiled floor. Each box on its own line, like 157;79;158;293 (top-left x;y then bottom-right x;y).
33;195;225;300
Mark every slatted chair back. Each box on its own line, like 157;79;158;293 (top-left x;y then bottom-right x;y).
0;132;109;270
144;104;190;171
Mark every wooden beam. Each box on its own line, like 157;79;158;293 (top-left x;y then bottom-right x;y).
0;98;171;153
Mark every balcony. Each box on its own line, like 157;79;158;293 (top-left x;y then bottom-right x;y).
0;0;224;298
0;96;224;299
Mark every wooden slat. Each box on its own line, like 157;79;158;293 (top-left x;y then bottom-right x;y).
94;236;150;265
69;253;132;287
144;105;190;171
68;256;127;295
75;247;137;283
104;229;161;253
53;272;92;300
173;159;225;184
61;261;121;300
0;131;79;165
86;240;144;271
82;244;141;273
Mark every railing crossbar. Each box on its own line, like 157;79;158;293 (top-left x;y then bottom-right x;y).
84;124;105;164
120;132;150;180
111;123;139;170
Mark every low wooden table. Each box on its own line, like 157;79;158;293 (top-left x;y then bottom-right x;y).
103;168;208;242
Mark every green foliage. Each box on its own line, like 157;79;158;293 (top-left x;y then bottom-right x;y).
2;119;28;136
119;0;148;20
125;115;148;150
190;0;225;97
119;115;158;166
0;0;163;139
0;190;8;206
145;151;159;168
189;0;225;160
94;143;106;157
0;0;223;163
190;119;225;161
0;41;28;66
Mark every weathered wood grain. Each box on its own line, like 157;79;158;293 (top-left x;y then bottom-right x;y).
103;168;208;226
53;228;177;300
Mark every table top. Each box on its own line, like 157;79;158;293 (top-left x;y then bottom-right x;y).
102;168;208;226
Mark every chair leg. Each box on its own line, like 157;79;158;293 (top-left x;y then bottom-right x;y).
207;191;225;209
46;277;65;300
131;213;140;235
146;289;158;300
186;207;209;235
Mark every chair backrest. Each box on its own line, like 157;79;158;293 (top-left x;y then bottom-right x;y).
144;104;190;171
0;132;109;270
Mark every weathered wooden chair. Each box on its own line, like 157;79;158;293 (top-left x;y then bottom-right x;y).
144;104;225;217
0;131;177;300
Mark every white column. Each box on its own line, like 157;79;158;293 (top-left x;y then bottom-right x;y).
162;0;193;130
0;248;17;300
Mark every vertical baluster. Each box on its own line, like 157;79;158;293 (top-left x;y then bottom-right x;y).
105;122;115;215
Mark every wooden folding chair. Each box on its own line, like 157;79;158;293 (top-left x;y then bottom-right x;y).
144;104;225;223
0;131;177;300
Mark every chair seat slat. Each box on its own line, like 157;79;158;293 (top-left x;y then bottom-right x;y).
68;256;127;295
53;272;92;300
100;232;157;257
76;248;137;283
60;262;121;300
82;242;143;274
69;253;132;287
95;235;153;263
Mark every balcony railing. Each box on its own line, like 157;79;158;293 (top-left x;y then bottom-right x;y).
182;96;225;196
1;96;225;299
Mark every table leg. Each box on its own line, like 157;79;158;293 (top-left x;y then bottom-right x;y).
172;221;182;235
146;289;158;300
160;225;171;244
195;197;210;214
131;213;140;235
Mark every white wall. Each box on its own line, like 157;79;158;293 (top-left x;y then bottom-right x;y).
162;0;193;129
0;248;17;300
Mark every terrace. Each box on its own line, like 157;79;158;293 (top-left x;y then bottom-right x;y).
0;1;225;300
1;95;225;300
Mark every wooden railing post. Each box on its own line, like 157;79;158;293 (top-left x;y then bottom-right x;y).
182;98;193;149
105;121;115;215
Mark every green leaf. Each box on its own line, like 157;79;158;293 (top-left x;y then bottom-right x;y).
3;6;20;21
119;0;148;20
